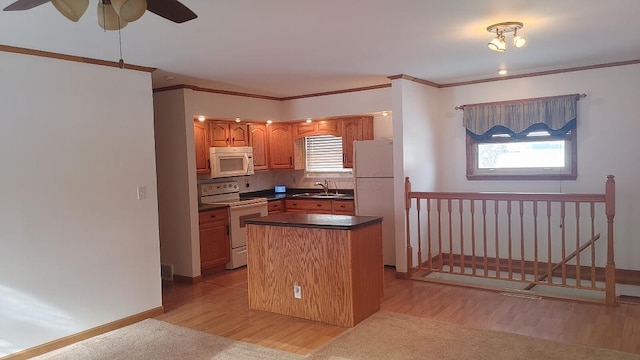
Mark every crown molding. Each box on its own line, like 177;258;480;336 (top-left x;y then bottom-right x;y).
152;84;282;100
0;44;156;73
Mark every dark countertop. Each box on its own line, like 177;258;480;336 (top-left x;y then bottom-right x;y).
241;188;354;201
245;213;381;230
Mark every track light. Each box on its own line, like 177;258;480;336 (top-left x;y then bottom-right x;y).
486;22;526;52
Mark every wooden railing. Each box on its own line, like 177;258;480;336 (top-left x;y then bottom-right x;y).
404;176;616;305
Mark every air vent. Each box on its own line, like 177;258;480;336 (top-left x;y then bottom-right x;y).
160;264;174;281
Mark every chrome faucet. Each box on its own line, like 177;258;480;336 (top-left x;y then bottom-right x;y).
315;179;329;194
330;180;339;194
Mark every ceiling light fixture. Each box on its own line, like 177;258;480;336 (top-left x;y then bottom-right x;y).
235;118;241;122
486;22;527;52
305;118;312;123
197;115;205;122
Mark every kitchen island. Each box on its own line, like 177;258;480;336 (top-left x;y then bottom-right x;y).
245;213;383;327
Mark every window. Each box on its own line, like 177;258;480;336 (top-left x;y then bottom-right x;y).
305;135;351;175
467;130;577;180
461;93;582;181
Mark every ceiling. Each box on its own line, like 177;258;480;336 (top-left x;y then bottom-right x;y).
1;0;639;98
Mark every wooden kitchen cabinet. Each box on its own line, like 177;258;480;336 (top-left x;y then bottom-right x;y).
210;122;248;147
194;121;210;175
267;199;284;214
341;116;373;168
248;124;269;171
267;123;294;169
199;208;230;271
332;200;355;215
285;199;333;214
293;119;342;139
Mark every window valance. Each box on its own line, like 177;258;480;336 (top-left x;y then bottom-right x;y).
460;94;584;141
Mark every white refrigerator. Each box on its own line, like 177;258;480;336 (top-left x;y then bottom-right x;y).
353;139;396;266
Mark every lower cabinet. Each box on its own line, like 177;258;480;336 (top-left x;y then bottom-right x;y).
285;199;354;215
267;199;284;214
199;208;229;271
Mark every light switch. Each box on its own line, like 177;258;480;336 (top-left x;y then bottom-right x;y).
137;185;147;200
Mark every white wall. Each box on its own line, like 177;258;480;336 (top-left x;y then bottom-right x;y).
390;78;441;272
283;87;392;120
433;64;640;271
0;52;161;357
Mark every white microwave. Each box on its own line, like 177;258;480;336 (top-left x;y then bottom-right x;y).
209;146;255;178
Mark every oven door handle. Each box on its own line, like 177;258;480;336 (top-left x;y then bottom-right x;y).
230;202;267;211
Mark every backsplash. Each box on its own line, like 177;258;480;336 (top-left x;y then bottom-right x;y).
197;169;354;193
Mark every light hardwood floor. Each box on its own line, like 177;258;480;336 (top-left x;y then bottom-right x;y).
156;267;640;356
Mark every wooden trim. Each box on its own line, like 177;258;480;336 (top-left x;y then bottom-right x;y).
388;74;441;88
278;84;391;101
440;59;640;88
173;274;203;284
0;44;156;73
3;307;164;360
152;84;282;100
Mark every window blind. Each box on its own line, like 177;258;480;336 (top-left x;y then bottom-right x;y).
305;135;347;172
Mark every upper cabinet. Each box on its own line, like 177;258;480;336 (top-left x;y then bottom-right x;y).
293;119;342;139
268;123;294;169
248;124;269;171
194;121;210;175
209;122;248;147
341;116;373;168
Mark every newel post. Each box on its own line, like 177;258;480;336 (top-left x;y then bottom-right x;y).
605;175;616;305
405;177;413;275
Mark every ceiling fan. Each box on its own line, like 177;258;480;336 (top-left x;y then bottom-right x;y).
3;0;197;30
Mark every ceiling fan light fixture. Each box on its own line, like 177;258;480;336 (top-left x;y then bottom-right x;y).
98;1;128;30
52;0;89;22
513;29;527;48
110;0;146;22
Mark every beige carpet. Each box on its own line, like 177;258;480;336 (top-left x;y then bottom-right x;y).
32;319;303;360
31;313;640;360
307;311;640;360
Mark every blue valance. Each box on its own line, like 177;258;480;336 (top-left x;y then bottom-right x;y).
462;94;582;141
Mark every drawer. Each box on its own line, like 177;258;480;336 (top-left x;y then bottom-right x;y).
332;200;354;213
285;199;332;211
268;200;284;213
199;208;229;225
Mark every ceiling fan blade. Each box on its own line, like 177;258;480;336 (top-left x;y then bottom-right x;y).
3;0;52;11
146;0;197;23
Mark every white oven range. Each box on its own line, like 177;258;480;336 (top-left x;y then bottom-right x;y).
199;180;268;269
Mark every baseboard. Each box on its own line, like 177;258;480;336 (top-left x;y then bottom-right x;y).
1;306;164;360
173;274;203;284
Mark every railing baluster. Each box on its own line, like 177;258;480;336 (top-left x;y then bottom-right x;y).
561;201;567;285
533;201;539;284
437;199;443;272
575;202;581;287
482;200;488;277
471;200;477;276
547;201;553;285
495;200;500;278
507;201;513;280
427;199;433;270
448;199;454;273
590;202;596;288
519;200;525;281
459;199;465;273
416;198;422;270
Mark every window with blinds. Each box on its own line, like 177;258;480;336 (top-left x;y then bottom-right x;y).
305;135;350;173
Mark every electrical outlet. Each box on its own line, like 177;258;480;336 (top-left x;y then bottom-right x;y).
293;283;302;299
137;185;147;200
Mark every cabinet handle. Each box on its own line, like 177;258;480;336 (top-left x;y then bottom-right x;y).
226;137;230;144
232;137;235;144
342;153;346;162
226;225;229;235
316;204;321;207
210;214;216;218
289;156;292;165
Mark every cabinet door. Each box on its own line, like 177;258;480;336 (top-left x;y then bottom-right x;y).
268;123;294;169
317;119;341;136
249;124;269;170
209;122;230;147
332;200;355;215
199;221;229;270
229;124;248;147
341;116;373;168
194;121;210;175
267;199;284;214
